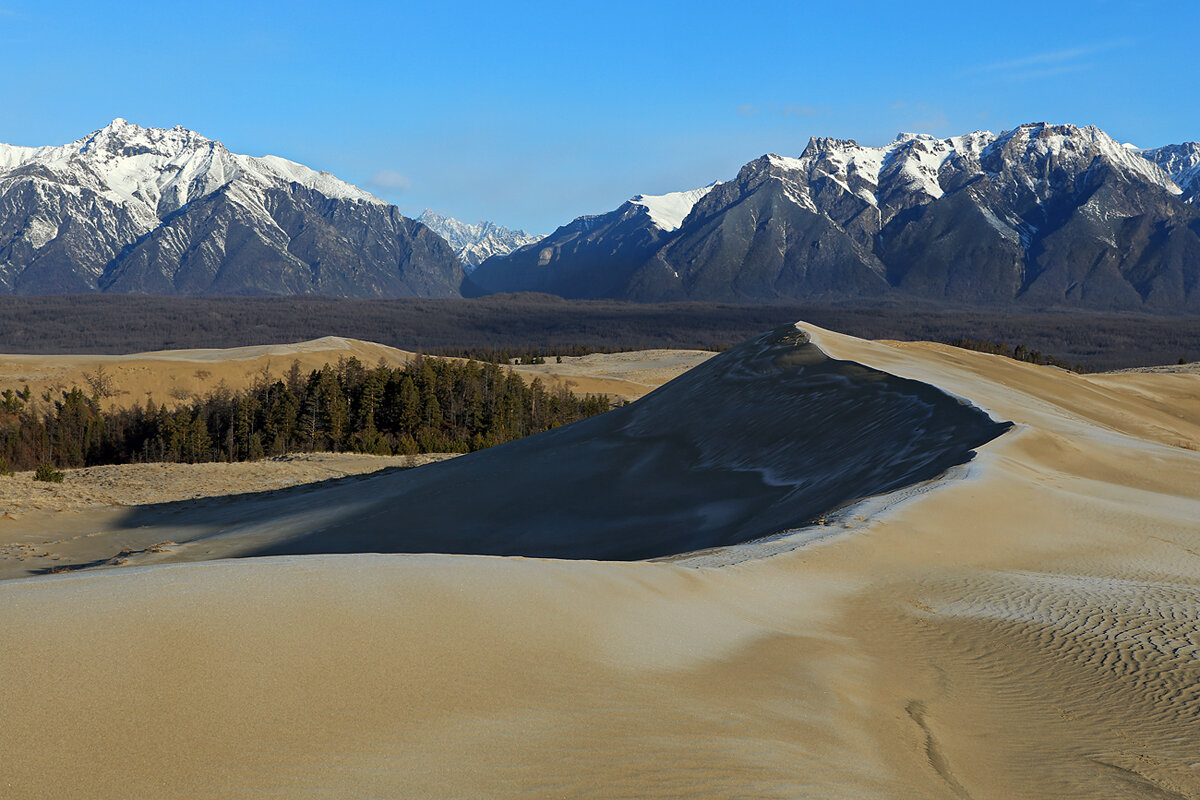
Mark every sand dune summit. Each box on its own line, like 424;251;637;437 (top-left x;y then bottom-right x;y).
1;323;1198;799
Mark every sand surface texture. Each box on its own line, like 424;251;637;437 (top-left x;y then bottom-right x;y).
0;453;458;579
0;337;418;410
0;337;712;409
2;324;1199;798
508;348;716;400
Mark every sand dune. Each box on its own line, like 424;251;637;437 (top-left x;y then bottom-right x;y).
0;327;1007;568
1;324;1198;798
40;326;1000;563
0;336;418;410
0;338;713;410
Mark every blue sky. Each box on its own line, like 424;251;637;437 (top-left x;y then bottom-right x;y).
1;0;1196;232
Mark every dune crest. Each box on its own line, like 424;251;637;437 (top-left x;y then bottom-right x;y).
1;323;1198;798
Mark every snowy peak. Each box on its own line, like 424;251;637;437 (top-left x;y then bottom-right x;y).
0;119;384;222
982;122;1180;195
0;120;464;297
786;130;996;207
630;182;720;231
1141;141;1200;178
1140;141;1200;200
749;122;1184;218
417;209;544;269
73;118;215;159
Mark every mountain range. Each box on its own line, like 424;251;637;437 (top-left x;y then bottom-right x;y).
0;119;461;296
2;119;1199;310
473;123;1200;310
416;210;542;271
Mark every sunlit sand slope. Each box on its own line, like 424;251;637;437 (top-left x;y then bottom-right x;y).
1;323;1198;799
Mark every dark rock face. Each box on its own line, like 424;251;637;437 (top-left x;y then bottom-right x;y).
476;123;1200;311
470;201;674;298
100;185;463;297
629;168;890;302
0;179;143;294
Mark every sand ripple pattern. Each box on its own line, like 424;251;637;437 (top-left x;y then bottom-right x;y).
904;570;1200;798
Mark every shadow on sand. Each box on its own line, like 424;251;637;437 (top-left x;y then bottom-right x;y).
95;326;1011;562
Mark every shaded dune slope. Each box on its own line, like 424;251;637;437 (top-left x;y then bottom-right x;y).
243;325;1010;560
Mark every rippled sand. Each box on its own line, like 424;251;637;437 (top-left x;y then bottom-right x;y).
1;324;1198;799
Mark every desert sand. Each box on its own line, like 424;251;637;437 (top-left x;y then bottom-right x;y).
1;325;1198;798
0;337;419;411
0;338;713;409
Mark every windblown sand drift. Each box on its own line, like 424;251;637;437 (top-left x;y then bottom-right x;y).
1;324;1198;799
1;326;1009;567
243;326;1009;560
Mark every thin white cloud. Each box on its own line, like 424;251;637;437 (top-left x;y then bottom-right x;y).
735;103;759;117
982;46;1096;71
368;170;411;192
1010;63;1092;81
974;39;1132;80
781;104;820;118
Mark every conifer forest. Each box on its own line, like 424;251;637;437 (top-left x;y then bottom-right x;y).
0;356;616;473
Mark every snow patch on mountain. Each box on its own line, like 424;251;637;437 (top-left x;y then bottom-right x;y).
631;182;720;231
417;209;543;269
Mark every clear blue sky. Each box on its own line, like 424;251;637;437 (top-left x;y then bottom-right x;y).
2;0;1195;232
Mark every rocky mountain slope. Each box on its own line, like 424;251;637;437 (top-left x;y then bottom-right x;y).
5;119;1199;309
474;123;1200;311
416;210;542;270
468;184;719;298
1141;141;1200;203
0;119;462;296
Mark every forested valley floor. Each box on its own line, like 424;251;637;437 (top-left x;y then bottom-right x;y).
2;294;1199;370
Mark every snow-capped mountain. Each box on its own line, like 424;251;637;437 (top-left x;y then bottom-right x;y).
475;122;1200;310
0;119;462;296
416;210;542;270
468;182;720;298
1140;141;1200;202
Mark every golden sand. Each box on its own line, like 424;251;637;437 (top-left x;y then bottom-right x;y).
0;338;714;410
0;327;1197;798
